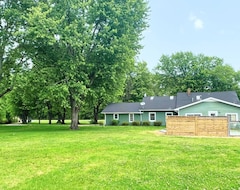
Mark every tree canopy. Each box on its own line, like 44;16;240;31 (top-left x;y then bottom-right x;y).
155;52;240;95
20;0;149;129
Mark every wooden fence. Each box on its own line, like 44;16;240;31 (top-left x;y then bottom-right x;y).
166;116;229;137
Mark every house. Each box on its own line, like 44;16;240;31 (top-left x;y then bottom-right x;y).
102;91;240;126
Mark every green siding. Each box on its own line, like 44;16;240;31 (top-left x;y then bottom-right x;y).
105;114;113;125
105;113;141;125
179;102;240;117
141;112;166;125
119;114;130;124
105;111;171;126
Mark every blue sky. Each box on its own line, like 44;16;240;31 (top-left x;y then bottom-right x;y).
138;0;240;71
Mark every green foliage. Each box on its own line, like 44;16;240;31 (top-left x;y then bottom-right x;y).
121;122;129;126
154;121;162;126
0;0;33;98
22;0;149;129
132;121;140;126
123;61;155;102
155;52;240;95
142;121;150;126
98;121;104;126
111;120;119;126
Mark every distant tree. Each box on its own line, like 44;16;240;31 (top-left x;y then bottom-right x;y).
155;52;240;95
24;0;148;129
123;61;155;102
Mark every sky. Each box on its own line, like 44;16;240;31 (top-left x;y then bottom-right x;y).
138;0;240;71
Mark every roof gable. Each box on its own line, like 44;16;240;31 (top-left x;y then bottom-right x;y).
176;91;240;108
175;97;240;111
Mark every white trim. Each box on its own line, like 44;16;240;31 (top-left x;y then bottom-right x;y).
140;109;175;112
149;112;156;122
225;113;238;121
113;113;119;120
175;97;240;111
104;114;106;125
129;113;134;122
208;111;218;116
102;112;141;114
185;113;202;116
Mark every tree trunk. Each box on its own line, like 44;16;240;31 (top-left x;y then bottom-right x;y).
57;112;62;124
61;108;66;124
21;110;28;124
70;98;79;130
0;87;12;98
93;105;99;124
47;102;52;124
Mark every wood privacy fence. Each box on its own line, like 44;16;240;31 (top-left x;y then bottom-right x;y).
166;116;229;137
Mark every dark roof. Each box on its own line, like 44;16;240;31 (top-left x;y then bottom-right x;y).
142;96;176;110
176;91;240;108
102;102;140;113
102;91;240;113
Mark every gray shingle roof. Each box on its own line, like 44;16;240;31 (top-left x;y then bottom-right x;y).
142;96;176;110
176;91;240;108
102;91;240;113
102;102;140;113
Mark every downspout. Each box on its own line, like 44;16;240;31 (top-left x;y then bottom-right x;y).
104;114;106;126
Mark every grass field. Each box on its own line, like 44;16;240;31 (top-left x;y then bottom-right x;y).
0;124;240;189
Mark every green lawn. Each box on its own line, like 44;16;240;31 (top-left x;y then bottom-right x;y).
0;124;240;190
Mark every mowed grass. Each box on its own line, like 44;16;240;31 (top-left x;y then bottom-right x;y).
0;124;240;190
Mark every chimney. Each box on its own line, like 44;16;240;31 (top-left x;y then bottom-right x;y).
187;88;191;96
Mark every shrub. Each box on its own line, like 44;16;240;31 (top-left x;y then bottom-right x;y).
142;121;150;126
154;121;162;126
132;121;140;126
122;122;129;126
90;120;98;124
98;121;104;126
111;120;119;126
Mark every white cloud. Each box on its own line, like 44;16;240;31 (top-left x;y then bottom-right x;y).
194;19;203;29
189;14;204;30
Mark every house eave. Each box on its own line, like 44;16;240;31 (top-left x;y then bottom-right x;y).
139;109;176;112
175;97;240;111
101;111;141;114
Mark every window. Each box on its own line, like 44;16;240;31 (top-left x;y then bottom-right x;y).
208;111;218;117
149;112;156;122
185;113;202;116
226;113;238;122
113;114;119;120
165;112;173;116
129;113;134;122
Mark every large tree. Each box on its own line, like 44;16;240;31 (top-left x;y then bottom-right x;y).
123;61;155;102
155;52;240;95
0;0;33;98
24;0;148;129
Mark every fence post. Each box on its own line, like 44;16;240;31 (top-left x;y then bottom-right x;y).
194;116;197;136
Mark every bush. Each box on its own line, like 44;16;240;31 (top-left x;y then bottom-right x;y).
142;121;150;126
132;121;140;126
111;120;119;126
98;121;104;126
122;122;129;126
154;121;162;126
90;120;98;124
